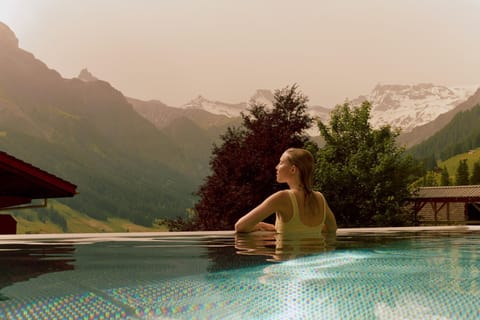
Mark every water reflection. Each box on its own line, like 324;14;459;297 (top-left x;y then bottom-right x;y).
0;243;75;299
235;232;336;261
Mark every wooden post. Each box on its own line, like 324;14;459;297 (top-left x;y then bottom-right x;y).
446;202;450;223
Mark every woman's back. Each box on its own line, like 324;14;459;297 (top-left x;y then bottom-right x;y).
275;190;330;233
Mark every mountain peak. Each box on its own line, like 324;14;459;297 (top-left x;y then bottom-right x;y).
353;83;478;133
0;21;19;49
182;95;246;117
183;95;209;108
77;68;99;82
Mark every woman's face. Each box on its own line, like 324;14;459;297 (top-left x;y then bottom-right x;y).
275;153;294;183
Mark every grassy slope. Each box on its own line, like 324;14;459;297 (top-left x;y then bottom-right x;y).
428;147;480;184
7;201;168;234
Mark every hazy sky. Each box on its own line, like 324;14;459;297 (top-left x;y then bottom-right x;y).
1;0;479;107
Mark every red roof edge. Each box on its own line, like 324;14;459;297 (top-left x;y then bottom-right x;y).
0;151;77;197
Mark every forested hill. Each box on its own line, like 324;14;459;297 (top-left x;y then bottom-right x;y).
408;103;480;168
0;22;201;226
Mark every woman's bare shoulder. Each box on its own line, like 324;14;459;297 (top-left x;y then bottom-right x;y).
271;189;291;196
265;190;291;206
313;191;325;199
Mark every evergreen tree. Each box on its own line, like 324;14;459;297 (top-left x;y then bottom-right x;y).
471;160;480;185
314;101;420;227
423;171;438;187
165;85;313;230
421;154;438;172
440;166;450;186
455;159;470;185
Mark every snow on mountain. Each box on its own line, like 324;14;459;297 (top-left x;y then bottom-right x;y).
182;95;247;117
181;89;330;135
71;67;477;138
181;89;283;117
179;83;478;137
351;83;478;133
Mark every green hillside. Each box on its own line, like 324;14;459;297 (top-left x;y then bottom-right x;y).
0;22;201;230
5;201;167;234
414;147;480;186
438;148;480;178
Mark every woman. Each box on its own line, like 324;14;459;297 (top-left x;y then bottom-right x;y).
234;148;337;234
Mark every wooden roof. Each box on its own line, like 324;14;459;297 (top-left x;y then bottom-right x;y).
0;151;77;209
411;185;480;202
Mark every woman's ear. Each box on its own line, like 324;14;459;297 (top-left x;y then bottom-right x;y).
290;165;297;174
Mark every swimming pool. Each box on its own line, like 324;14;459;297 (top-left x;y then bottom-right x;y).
0;226;479;319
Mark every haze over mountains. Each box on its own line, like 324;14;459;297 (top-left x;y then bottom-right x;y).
126;79;477;141
0;22;203;224
177;84;477;132
1;20;479;227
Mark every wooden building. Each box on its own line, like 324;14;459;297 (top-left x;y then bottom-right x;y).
0;151;77;234
410;185;480;225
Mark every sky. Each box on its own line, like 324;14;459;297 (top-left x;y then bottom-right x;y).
0;0;479;108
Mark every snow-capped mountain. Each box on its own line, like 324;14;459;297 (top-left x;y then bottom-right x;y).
182;95;247;117
181;89;285;117
74;68;477;138
181;89;331;127
351;83;478;133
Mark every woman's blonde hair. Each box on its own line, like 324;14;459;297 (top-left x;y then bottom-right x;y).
284;148;319;215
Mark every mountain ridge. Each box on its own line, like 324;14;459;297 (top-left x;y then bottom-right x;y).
127;82;478;142
0;22;200;226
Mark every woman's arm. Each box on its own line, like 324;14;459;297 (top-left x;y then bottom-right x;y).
323;202;337;233
234;192;284;233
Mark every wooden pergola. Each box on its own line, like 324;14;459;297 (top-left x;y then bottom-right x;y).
410;185;480;225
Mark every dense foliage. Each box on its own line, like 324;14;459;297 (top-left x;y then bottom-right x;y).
164;85;313;230
471;161;480;184
456;159;470;185
314;101;421;227
440;166;450;186
166;96;428;230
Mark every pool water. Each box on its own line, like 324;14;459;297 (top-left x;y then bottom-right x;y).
0;227;479;319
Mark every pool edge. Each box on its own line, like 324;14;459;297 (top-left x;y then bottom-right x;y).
0;225;479;241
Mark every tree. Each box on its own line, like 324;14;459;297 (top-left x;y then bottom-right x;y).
314;101;420;227
440;166;450;186
165;85;314;230
470;160;480;185
422;171;438;187
455;159;470;185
